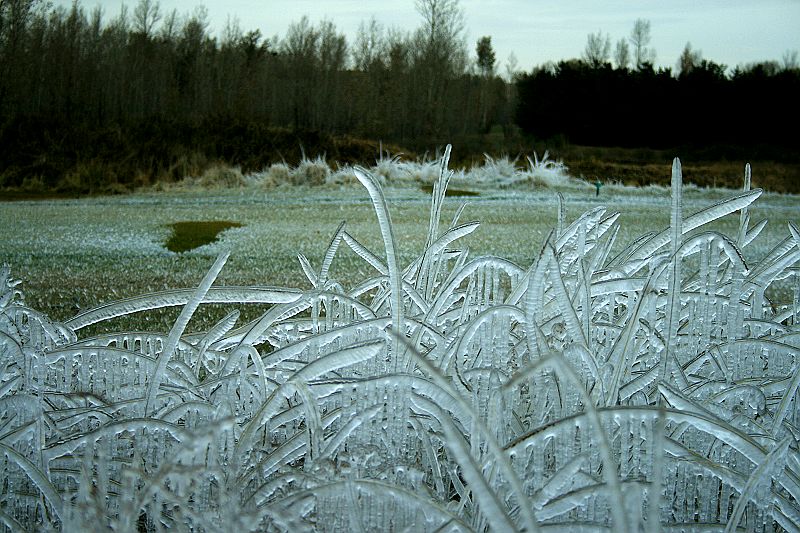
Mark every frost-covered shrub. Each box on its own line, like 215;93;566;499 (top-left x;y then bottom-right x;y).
523;150;570;186
2;146;799;532
264;162;292;187
292;156;330;186
469;153;520;184
197;163;246;188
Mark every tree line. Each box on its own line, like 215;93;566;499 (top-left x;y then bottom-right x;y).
0;0;506;141
516;24;800;155
1;0;797;193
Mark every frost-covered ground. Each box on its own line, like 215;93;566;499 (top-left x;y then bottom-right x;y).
1;172;796;326
1;150;800;531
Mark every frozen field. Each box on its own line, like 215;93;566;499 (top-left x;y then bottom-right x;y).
2;178;796;325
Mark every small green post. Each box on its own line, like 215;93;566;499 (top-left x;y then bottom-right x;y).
594;179;603;197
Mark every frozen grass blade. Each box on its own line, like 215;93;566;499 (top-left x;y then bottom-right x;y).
412;393;520;533
66;286;302;330
353;166;405;371
0;442;63;522
145;251;229;416
724;436;791;533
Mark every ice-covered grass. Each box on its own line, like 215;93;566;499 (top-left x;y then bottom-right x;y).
1;146;800;531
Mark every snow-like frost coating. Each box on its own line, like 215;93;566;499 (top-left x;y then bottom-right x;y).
1;147;799;532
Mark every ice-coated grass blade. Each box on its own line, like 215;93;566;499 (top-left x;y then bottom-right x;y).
66;286;302;330
724;436;791;533
412;393;520;533
145;251;229;416
0;442;63;521
353;166;405;371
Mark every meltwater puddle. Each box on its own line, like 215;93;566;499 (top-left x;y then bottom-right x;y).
165;220;243;253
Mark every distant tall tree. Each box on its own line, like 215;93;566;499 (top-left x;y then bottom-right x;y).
614;38;630;70
629;18;655;69
476;35;495;77
132;0;160;38
475;35;495;131
353;17;384;71
505;51;518;81
782;49;798;71
582;30;611;68
412;0;467;136
677;42;702;77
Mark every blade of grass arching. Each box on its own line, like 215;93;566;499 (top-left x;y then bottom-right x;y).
790;221;800;249
531;453;589;508
450;200;469;229
504;345;630;533
397;334;541;533
66;286;303;330
745;246;800;300
195;310;239;377
724;436;791;533
236;340;384;457
297;253;318;287
557;192;565;237
342;231;388;275
624;187;762;272
198;310;239;348
319;404;382;460
294;380;323;467
354;166;405;372
742;218;768;249
544;245;588;348
144;251;228;417
411;221;480;296
319;220;347;283
0;442;63;522
410;394;520;533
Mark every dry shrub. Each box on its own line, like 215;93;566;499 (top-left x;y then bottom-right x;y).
197;164;245;188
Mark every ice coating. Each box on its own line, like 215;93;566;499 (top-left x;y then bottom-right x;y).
1;147;799;531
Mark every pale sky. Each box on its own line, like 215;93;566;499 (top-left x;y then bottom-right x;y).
55;0;800;73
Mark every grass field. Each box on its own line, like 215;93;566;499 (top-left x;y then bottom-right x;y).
1;174;797;331
3;181;797;309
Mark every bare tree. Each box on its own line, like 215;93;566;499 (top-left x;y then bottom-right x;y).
132;0;160;38
614;38;630;70
582;30;611;68
504;51;518;82
782;49;798;71
677;42;702;77
353;17;384;71
414;0;466;74
629;18;655;69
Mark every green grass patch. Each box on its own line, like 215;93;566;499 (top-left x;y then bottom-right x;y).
419;184;480;197
165;220;243;253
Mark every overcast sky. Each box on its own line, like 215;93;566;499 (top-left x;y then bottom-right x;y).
55;0;800;73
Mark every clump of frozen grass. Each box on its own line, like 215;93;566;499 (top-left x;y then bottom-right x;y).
197;163;246;188
263;162;292;187
469;153;520;184
2;147;799;532
522;150;571;186
292;155;330;186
